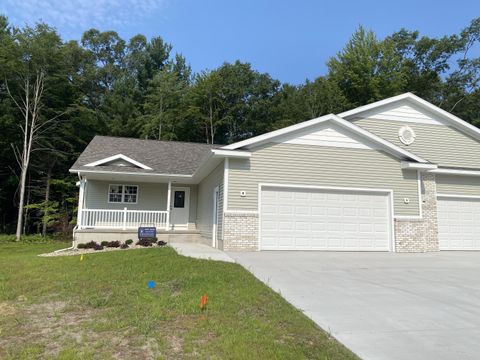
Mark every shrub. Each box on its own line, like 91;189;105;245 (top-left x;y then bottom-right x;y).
125;239;133;245
107;241;120;248
136;238;153;247
84;241;98;249
77;243;87;249
157;240;167;246
93;244;104;251
120;243;129;249
101;241;109;246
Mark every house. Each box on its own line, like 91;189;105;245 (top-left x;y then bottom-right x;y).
70;93;480;252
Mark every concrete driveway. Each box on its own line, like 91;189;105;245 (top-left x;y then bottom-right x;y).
227;251;480;360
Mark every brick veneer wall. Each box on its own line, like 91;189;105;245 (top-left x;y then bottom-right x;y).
394;173;439;252
223;212;258;251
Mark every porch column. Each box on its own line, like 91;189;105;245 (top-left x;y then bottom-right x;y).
77;177;87;229
166;181;172;230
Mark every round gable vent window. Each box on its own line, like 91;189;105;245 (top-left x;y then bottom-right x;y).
398;126;416;145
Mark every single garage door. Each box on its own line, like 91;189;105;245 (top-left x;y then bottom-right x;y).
438;196;480;250
260;186;392;251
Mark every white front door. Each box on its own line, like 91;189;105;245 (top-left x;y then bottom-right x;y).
171;187;190;229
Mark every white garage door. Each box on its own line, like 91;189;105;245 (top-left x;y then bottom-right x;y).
438;196;480;250
260;187;392;251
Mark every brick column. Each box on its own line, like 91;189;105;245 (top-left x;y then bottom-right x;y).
223;212;258;251
395;173;439;252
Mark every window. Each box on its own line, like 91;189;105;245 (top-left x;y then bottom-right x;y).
174;190;185;208
108;185;138;203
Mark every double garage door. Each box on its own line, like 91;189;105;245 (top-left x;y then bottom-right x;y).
438;196;480;250
260;186;392;251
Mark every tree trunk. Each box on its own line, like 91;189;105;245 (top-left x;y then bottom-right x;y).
15;164;27;241
42;165;53;237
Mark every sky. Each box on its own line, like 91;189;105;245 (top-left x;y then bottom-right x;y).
1;0;479;84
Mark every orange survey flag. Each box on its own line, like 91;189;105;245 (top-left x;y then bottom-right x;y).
200;294;208;310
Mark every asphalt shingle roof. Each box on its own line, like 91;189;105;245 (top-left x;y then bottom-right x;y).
70;136;217;175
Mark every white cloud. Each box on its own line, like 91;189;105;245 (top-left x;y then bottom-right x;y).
0;0;169;36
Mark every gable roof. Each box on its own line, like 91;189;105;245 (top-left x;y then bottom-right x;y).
221;114;429;163
338;92;480;141
84;154;153;170
70;136;217;176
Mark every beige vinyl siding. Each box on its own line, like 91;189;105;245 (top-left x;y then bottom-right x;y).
436;175;480;196
228;143;419;217
353;118;480;169
85;180;167;210
85;180;197;223
196;162;224;239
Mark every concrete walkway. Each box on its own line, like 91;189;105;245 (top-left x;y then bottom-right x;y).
171;243;234;263
228;251;480;360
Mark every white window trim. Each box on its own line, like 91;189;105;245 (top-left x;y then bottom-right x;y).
257;183;396;252
108;184;139;204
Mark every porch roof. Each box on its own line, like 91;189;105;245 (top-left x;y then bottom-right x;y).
70;136;217;176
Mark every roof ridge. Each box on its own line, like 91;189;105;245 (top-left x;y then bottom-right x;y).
93;135;219;147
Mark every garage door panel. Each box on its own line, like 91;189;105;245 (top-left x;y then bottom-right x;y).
260;187;391;251
438;197;480;250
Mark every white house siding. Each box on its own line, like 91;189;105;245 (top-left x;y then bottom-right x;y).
436;175;480;196
196;162;224;240
228;143;420;217
353;118;480;169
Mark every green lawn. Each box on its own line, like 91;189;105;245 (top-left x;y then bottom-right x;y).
0;242;357;360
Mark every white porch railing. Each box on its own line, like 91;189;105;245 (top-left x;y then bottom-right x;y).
79;208;169;230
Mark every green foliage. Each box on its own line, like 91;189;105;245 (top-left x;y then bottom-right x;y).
0;15;479;235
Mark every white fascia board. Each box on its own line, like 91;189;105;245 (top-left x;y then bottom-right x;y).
221;113;427;163
429;168;480;177
221;114;334;150
339;92;480;141
338;93;413;118
69;168;191;178
211;149;251;158
84;154;153;170
330;115;428;163
401;162;438;170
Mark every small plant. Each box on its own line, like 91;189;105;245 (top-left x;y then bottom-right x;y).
84;241;98;249
136;238;153;247
77;243;87;249
101;241;109;246
120;243;129;249
125;239;133;245
107;241;120;248
93;244;104;251
157;240;167;246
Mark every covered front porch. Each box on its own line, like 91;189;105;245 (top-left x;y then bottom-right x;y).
76;175;197;232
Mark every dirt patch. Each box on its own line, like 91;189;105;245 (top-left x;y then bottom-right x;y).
0;302;15;316
0;300;169;359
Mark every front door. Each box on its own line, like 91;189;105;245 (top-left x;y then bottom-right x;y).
171;187;190;229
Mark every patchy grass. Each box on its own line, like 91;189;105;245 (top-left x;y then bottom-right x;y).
0;243;357;359
0;233;69;243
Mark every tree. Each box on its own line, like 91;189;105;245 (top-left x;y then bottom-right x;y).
328;26;408;106
141;63;188;140
2;23;67;240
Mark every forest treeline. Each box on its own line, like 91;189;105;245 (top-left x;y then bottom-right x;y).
0;15;478;235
